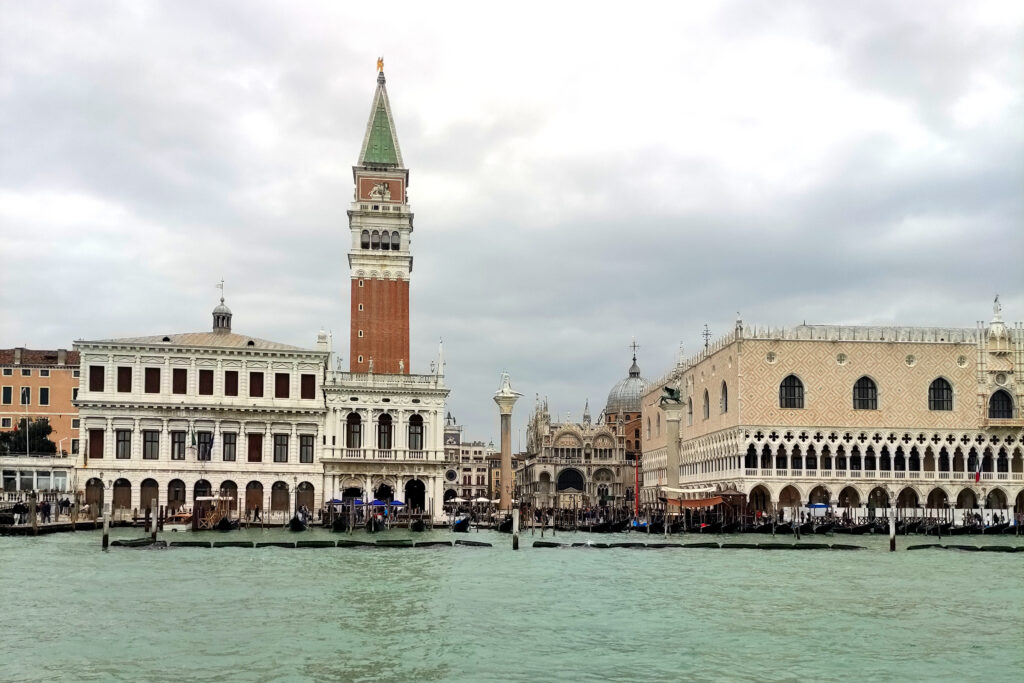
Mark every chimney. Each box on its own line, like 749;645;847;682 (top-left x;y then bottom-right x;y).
13;348;22;365
57;349;67;366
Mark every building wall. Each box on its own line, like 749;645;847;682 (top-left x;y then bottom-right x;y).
0;350;80;454
349;277;410;374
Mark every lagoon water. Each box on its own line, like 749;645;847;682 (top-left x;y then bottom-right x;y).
1;527;1022;681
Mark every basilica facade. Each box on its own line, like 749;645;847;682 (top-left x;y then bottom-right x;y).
640;302;1024;520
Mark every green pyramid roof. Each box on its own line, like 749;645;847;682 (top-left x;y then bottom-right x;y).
358;72;403;167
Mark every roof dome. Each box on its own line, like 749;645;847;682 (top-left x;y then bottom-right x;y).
212;297;232;333
604;356;650;416
213;300;231;315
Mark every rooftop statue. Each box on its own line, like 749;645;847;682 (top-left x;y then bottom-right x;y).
660;384;682;406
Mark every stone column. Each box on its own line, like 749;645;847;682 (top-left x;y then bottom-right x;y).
493;373;522;511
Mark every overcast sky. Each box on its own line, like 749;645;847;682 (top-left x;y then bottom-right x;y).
1;1;1021;444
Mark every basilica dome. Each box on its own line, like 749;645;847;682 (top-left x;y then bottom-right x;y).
604;356;650;416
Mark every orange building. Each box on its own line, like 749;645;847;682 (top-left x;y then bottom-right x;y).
0;348;80;455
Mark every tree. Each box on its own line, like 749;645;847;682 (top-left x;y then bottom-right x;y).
0;418;57;455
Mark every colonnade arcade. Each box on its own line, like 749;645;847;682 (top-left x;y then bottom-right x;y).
743;481;1024;515
325;472;442;515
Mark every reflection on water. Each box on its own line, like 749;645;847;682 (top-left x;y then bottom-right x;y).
1;528;1022;681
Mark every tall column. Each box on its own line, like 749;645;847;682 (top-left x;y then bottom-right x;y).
493;372;522;511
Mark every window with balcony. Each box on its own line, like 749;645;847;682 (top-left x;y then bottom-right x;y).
408;414;424;450
378;414;393;450
346;413;362;448
989;390;1013;419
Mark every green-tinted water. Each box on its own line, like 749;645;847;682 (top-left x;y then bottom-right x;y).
1;528;1022;681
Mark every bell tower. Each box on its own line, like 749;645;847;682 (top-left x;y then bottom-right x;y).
348;61;412;374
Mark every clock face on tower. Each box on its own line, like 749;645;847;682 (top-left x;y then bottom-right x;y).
445;469;458;482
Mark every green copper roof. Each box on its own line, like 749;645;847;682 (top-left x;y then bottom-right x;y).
358;74;403;167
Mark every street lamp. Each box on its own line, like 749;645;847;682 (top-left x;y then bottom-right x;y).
58;438;68;457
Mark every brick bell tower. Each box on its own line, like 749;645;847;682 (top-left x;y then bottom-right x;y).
348;60;412;374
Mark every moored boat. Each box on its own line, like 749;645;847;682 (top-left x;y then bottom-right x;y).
288;515;308;532
452;516;471;533
410;519;426;532
365;516;384;533
331;516;349;532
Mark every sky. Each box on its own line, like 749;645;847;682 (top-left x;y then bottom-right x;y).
1;1;1021;444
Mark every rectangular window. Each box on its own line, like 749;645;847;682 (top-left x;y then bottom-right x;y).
72;418;80;428
2;470;14;491
1;418;10;428
117;366;132;392
72;369;80;378
21;369;31;377
19;387;30;405
88;429;104;459
222;433;237;461
273;434;289;463
249;372;264;397
89;366;104;392
224;370;238;397
197;431;212;461
53;471;67;491
144;367;160;393
247;433;263;462
2;387;10;404
300;435;314;463
199;369;214;395
72;387;79;401
170;431;186;460
172;368;187;394
39;387;49;406
115;430;131;459
143;430;159;459
40;369;50;377
300;374;316;400
71;439;79;454
275;373;290;399
2;368;10;376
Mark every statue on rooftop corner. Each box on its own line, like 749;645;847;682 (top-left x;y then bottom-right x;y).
994;294;1001;316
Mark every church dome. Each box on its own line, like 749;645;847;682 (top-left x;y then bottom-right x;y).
604;356;650;416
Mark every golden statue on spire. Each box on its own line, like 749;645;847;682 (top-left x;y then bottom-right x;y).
377;56;384;72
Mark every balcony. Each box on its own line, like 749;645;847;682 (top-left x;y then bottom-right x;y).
321;448;441;463
729;469;1017;484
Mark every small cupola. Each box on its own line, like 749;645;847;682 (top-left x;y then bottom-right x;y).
213;296;232;333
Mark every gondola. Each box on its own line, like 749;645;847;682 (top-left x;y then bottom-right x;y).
1001;524;1020;535
699;521;722;534
410;519;426;532
331;516;349;532
905;520;922;534
581;521;610;533
924;522;952;536
609;519;630;533
288;515;308;532
496;517;514;533
365;516;383;533
945;525;974;536
215;516;239;532
720;520;741;534
812;522;833;534
983;523;1008;535
452;516;471;533
796;522;814;535
751;523;775;534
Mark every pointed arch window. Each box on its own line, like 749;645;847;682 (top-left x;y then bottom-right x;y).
686;398;693;426
779;375;804;409
853;377;877;410
360;230;370;249
656;414;661;438
989;389;1013;419
390;231;400;250
345;413;362;449
720;382;728;414
928;378;953;411
702;390;710;420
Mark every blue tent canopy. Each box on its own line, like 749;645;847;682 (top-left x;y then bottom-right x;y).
805;503;830;508
391;500;405;506
371;499;386;506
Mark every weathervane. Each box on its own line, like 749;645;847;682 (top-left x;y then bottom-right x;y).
216;278;225;302
377;56;384;72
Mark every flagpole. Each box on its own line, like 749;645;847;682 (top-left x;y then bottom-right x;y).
24;387;30;456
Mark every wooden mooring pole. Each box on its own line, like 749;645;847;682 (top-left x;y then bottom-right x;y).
889;504;896;552
150;498;158;543
102;502;110;551
512;509;520;550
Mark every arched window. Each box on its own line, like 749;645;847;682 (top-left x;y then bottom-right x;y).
381;230;390;250
779;375;804;409
656;414;661;437
360;230;370;249
989;389;1013;419
378;414;393;450
686;398;693;426
370;230;380;249
390;231;400;250
853;377;877;410
720;382;728;414
928;378;953;411
345;413;361;449
702;390;710;420
408;414;424;451
645;417;651;440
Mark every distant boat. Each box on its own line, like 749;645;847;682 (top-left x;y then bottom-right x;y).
331;516;349;533
215;516;239;532
366;516;383;533
452;516;470;533
410;519;426;532
496;517;513;533
288;515;308;532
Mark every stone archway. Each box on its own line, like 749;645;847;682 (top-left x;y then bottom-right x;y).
747;484;771;512
193;479;212;503
112;478;132;511
271;481;289;511
867;487;889;509
167;479;186;512
808;485;831;505
245;481;264;513
896;487;919;509
778;485;801;507
84;478;104;514
405;479;426;511
296;482;315;511
837;486;861;508
926;488;949;509
140;478;159;513
556;468;585;492
374;482;394;502
443;489;457;502
956;488;977;509
986;488;1008;509
219;480;238;510
1016;491;1024;514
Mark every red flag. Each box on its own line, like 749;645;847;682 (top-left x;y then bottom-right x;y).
975;458;982;483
